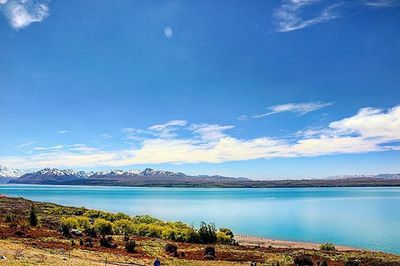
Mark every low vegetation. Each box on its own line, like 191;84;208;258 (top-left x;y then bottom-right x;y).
320;243;336;251
1;195;400;266
60;211;233;245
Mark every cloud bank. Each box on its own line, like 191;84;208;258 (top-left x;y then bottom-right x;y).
1;105;400;169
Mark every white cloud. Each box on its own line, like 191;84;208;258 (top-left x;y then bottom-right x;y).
1;105;400;169
33;145;64;151
164;26;173;38
0;0;49;29
273;0;398;32
329;106;400;139
254;102;332;118
148;120;187;138
189;124;234;141
57;130;68;134
237;115;248;121
363;0;398;7
274;0;341;32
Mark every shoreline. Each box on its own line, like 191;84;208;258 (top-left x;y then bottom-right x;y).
235;234;363;251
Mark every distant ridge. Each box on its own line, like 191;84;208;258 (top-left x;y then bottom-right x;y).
3;165;400;187
325;174;400;180
8;167;250;185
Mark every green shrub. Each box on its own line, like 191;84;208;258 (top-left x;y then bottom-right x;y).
113;212;131;221
93;218;113;236
99;236;117;248
29;205;38;227
216;231;234;244
61;217;79;237
113;219;135;236
84;210;114;221
198;222;217;244
320;243;336;251
75;216;91;232
73;207;86;216
125;239;136;253
61;217;79;229
161;228;176;240
219;228;234;238
131;215;162;224
145;224;163;237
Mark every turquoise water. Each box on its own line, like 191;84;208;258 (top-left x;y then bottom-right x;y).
0;185;399;254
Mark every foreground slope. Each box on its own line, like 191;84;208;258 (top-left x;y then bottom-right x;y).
0;195;399;265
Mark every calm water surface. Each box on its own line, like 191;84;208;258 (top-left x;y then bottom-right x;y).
1;185;399;254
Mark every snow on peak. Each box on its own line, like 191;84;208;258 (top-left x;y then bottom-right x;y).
36;168;88;178
90;168;186;177
0;164;27;178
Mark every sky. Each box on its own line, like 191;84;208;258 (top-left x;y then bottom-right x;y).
0;0;400;179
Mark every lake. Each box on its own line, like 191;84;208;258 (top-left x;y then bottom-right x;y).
0;185;399;254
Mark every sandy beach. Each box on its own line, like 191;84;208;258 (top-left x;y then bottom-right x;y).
235;234;362;251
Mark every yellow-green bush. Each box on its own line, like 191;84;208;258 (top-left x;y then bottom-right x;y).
61;217;79;229
75;216;91;231
217;231;234;244
113;219;135;236
93;218;113;236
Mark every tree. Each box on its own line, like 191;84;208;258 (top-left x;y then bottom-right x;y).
198;222;217;244
29;205;38;227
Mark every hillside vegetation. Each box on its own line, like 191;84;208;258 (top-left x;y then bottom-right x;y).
0;195;399;265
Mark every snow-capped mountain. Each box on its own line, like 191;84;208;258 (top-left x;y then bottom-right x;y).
35;168;88;178
10;168;88;184
0;165;29;183
91;169;142;177
0;165;27;178
8;167;249;185
325;174;400;180
90;168;187;178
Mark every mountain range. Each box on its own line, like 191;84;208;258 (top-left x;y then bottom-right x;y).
5;167;250;186
0;165;27;183
1;165;400;187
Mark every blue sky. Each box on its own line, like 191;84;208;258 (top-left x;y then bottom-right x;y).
0;0;399;179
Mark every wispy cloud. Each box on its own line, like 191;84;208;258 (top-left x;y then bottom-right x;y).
0;0;49;29
148;120;187;138
237;115;248;121
99;134;113;139
1;105;400;169
253;102;332;118
274;0;341;32
363;0;399;7
273;0;399;32
56;130;68;134
16;140;35;149
189;124;234;141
